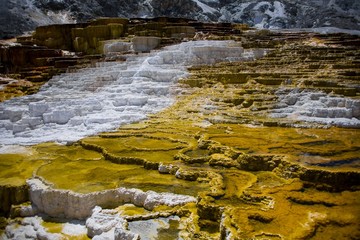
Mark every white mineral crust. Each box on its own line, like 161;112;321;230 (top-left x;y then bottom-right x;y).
27;178;196;220
86;206;140;240
272;89;360;127
0;40;244;145
3;216;63;240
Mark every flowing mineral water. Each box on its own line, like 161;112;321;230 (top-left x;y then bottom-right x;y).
0;40;244;145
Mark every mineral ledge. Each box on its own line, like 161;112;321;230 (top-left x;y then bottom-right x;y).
0;18;360;239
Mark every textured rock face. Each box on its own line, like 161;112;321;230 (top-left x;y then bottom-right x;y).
4;216;63;240
27;178;196;219
86;206;134;239
0;0;74;39
71;19;127;54
28;18;128;54
103;41;132;54
272;89;360;127
132;37;161;52
0;184;29;216
151;0;201;19
164;26;196;39
33;23;88;50
1;0;359;38
0;46;62;72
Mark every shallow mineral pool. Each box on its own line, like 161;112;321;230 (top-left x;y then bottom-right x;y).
207;124;360;169
128;216;183;240
0;142;208;195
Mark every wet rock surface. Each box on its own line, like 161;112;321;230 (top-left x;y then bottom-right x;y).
0;25;360;239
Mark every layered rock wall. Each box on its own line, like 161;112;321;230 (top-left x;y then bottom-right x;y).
0;46;62;73
33;23;88;50
71;18;128;54
0;184;28;216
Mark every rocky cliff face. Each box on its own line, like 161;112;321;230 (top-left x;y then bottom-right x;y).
1;0;359;38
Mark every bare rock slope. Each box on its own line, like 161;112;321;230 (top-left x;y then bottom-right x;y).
1;0;360;38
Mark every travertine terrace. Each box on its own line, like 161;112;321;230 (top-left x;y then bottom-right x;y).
0;18;359;239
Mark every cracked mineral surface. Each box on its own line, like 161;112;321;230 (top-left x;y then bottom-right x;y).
0;28;360;239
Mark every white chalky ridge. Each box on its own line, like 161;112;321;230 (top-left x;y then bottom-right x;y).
27;178;196;220
0;40;244;145
272;89;360;127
